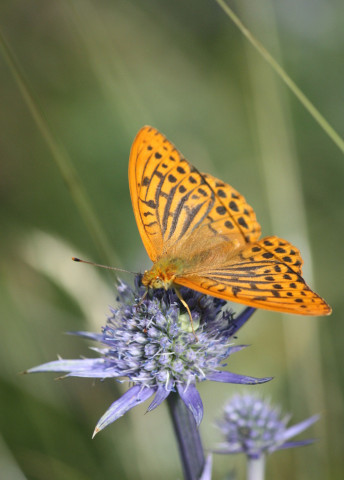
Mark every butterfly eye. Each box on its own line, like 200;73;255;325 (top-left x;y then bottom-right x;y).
153;277;167;289
153;278;163;289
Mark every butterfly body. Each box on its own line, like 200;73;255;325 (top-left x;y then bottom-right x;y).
142;256;188;290
142;235;242;290
129;126;331;316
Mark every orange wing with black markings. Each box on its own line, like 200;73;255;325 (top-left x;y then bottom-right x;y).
129;126;260;258
129;126;331;316
175;236;330;315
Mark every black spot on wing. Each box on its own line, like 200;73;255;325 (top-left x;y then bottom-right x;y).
216;206;226;215
232;286;242;296
217;189;226;198
198;188;207;196
142;199;156;209
229;201;239;212
238;217;249;229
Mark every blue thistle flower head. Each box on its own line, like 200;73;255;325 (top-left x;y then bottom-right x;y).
215;394;319;459
27;276;271;436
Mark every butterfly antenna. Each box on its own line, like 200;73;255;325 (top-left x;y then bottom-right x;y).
174;287;198;341
72;257;137;275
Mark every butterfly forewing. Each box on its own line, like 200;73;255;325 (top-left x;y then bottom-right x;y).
201;173;261;244
129;126;260;259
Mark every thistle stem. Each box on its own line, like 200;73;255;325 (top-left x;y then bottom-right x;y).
247;456;266;480
167;392;205;480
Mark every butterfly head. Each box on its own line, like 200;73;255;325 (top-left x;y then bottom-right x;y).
142;269;172;290
142;275;165;290
142;257;185;291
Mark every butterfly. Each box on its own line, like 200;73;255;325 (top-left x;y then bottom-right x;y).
129;126;331;318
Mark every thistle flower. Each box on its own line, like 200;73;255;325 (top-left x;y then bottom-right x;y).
215;394;319;459
27;276;271;436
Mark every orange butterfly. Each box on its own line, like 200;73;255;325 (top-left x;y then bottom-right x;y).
129;126;331;318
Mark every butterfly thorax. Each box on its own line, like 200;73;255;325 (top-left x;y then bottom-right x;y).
142;257;187;290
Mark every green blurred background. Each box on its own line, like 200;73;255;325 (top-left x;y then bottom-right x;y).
1;1;343;479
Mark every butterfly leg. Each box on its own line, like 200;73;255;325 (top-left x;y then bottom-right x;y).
174;286;198;341
137;289;148;307
196;294;207;310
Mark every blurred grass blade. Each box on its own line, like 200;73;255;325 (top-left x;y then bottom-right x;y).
0;435;27;480
67;0;149;132
214;0;344;155
236;2;329;476
0;29;116;269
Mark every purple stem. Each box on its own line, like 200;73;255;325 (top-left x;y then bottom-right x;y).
167;392;205;480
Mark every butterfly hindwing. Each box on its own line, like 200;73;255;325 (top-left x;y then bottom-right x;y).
174;235;330;315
